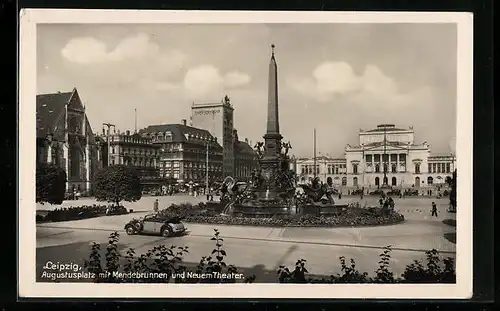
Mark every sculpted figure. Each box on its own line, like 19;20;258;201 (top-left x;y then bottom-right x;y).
254;141;264;158
299;177;335;204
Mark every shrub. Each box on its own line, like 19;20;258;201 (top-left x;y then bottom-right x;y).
37;204;121;223
82;231;455;284
83;229;256;284
36;163;67;205
93;165;142;207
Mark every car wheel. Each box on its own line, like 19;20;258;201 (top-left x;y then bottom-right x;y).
161;226;172;237
125;226;136;235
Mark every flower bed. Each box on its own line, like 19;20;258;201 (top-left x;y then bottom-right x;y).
36;204;128;223
160;203;405;228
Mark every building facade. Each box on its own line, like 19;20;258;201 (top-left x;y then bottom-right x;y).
232;129;259;180
97;129;161;187
36;88;100;194
291;124;456;191
139;121;224;184
190;96;234;177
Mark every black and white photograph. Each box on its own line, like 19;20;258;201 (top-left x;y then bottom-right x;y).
19;10;473;299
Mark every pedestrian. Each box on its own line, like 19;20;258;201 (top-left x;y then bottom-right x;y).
153;199;159;213
431;201;438;217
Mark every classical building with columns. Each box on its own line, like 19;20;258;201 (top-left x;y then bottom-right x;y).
36;88;100;193
291;124;456;191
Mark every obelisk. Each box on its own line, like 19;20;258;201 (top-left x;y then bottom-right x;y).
260;44;283;190
263;44;283;159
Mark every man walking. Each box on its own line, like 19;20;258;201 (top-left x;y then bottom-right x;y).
431;201;438;217
153;199;159;213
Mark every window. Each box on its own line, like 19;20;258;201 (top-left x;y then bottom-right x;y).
437;163;441;173
382;154;389;163
375;164;380;173
446;163;451;173
392;177;397;186
352;164;358;174
375;177;380;186
301;166;305;174
415;163;420;174
353;177;358;187
427;176;434;185
365;154;372;163
428;164;432;173
374;154;380;162
391;164;397;173
390;154;397;162
383;163;388;173
328;165;332;174
342;177;347;186
335;166;339;174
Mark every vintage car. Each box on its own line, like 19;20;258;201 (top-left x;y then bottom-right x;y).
124;213;187;237
369;189;385;196
387;189;402;196
350;189;364;196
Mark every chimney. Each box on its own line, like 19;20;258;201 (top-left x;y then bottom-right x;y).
182;119;187;126
126;130;130;136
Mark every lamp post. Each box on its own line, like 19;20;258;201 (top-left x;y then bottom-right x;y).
206;141;210;196
102;123;115;167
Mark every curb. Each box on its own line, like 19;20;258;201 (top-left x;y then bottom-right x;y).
37;225;456;255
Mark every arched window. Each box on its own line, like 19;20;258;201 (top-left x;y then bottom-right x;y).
353;177;358;187
392;177;397;186
342;177;347;186
375;177;380;186
352;164;358;174
415;163;420;174
427;176;434;185
415;176;420;188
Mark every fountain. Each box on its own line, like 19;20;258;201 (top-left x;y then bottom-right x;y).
216;44;345;218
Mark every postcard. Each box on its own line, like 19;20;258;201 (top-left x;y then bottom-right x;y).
19;9;473;299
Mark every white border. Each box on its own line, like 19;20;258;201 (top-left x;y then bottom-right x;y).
19;9;474;299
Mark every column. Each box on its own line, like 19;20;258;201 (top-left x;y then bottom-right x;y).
396;154;400;173
371;155;374;173
85;144;90;191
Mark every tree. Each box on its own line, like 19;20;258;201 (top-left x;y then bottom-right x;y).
36;163;67;205
93;165;142;206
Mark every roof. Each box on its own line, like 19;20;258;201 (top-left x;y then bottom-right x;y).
235;140;256;155
362;141;409;148
36;90;73;139
364;124;408;133
139;124;222;148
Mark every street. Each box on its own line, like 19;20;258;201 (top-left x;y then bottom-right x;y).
36;195;456;283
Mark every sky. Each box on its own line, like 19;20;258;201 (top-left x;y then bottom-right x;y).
37;23;457;157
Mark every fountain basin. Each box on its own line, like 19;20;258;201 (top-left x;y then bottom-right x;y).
300;204;348;216
232;201;293;217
